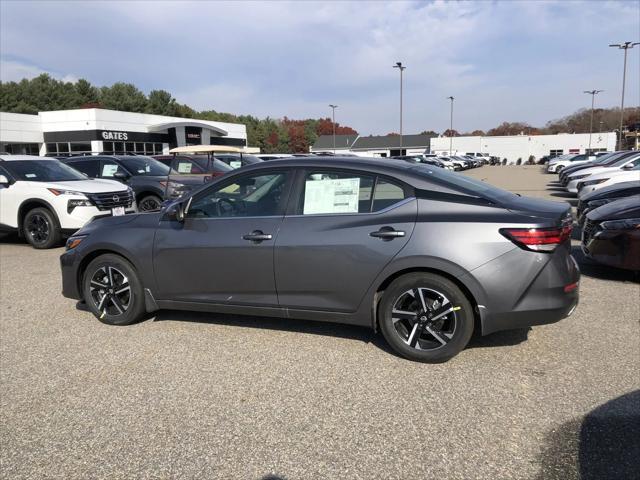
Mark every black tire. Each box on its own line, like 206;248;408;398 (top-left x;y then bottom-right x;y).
22;207;61;249
82;254;146;326
379;273;474;363
138;194;162;212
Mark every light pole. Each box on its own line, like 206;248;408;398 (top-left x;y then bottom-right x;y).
583;90;603;153
329;104;338;154
393;62;406;153
609;41;639;149
447;96;455;155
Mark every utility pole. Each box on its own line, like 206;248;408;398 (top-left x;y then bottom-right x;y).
609;41;639;149
583;90;603;154
393;62;406;153
447;96;455;155
329;104;338;154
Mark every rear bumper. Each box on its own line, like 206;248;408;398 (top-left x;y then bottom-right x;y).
465;244;581;336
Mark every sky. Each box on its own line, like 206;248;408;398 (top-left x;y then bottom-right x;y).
1;0;638;135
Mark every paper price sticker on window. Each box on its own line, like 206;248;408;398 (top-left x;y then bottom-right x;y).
177;162;193;174
304;177;361;214
102;164;119;177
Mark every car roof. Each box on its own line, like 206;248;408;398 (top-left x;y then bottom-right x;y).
0;155;54;161
241;155;414;172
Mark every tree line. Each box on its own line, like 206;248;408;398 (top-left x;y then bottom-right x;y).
0;75;357;153
1;74;637;152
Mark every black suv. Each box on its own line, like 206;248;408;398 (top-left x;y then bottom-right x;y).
62;155;205;211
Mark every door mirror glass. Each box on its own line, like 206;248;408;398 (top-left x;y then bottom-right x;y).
0;174;9;185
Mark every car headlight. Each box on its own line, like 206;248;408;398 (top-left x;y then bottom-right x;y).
48;188;87;197
600;218;640;230
67;199;93;213
586;199;611;209
582;178;608;187
570;174;589;181
65;235;87;250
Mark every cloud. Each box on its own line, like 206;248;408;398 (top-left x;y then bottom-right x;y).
1;0;638;134
0;57;78;83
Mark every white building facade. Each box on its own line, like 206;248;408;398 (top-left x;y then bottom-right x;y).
430;132;617;163
0;108;248;156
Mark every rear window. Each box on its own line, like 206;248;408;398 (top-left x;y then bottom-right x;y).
411;164;516;203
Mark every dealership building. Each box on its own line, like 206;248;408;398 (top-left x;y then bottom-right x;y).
0;108;248;156
312;131;618;162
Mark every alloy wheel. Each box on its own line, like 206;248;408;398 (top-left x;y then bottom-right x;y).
89;266;132;316
139;197;162;212
391;287;458;351
26;214;50;245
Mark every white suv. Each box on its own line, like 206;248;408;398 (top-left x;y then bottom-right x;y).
0;155;136;249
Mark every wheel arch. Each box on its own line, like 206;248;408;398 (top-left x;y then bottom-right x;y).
17;198;61;237
372;266;482;336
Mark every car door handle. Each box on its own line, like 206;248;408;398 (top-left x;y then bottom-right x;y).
242;230;273;242
370;228;406;239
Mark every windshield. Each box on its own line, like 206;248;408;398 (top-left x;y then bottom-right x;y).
118;156;170;176
411;164;516;202
2;160;88;182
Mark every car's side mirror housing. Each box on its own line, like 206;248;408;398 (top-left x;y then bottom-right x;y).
165;197;191;222
0;174;9;186
622;163;634;170
113;171;130;180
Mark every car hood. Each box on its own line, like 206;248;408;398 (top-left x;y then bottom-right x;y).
502;195;571;221
582;169;640;182
587;195;640;221
580;181;640;202
23;179;128;193
568;165;611;179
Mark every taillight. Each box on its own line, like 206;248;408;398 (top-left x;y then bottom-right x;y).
500;225;572;252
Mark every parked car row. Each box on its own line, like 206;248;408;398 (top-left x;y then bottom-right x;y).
548;150;640;271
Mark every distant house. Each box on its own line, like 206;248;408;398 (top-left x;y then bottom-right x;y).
311;133;434;157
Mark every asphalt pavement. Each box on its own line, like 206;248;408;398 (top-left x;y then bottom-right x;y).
1;165;638;479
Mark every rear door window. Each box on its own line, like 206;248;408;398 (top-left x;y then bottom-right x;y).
372;179;407;212
66;159;100;178
301;171;374;214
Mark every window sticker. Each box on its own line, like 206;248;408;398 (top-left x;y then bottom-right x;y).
303;177;360;214
102;164;119;177
229;160;242;169
25;173;37;178
177;162;193;173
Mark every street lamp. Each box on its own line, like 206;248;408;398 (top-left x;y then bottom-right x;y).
609;41;639;149
393;62;406;153
329;104;338;154
447;96;455;155
583;90;603;153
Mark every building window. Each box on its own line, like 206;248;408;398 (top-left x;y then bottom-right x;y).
125;142;135;153
114;142;125;154
550;149;563;156
70;142;91;153
154;143;163;154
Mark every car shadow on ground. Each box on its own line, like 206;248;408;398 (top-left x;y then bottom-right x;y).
571;246;639;283
548;191;578;206
152;309;531;357
534;390;640;480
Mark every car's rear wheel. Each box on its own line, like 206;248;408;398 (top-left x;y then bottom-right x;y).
83;254;146;326
138;194;162;212
23;207;61;249
379;273;474;363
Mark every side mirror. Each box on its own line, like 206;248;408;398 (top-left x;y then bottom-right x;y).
113;171;130;180
165;197;191;222
622;163;634;170
0;174;9;185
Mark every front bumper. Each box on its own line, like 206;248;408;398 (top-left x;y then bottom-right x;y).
60;248;82;300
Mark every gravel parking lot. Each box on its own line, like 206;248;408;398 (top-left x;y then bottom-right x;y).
1;165;638;480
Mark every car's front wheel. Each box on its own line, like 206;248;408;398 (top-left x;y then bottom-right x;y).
138;194;163;212
22;207;61;249
83;254;146;325
379;273;474;363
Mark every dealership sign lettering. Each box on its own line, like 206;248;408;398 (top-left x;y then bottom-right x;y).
101;131;129;141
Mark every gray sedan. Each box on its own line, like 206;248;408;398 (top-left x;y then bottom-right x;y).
60;156;579;362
